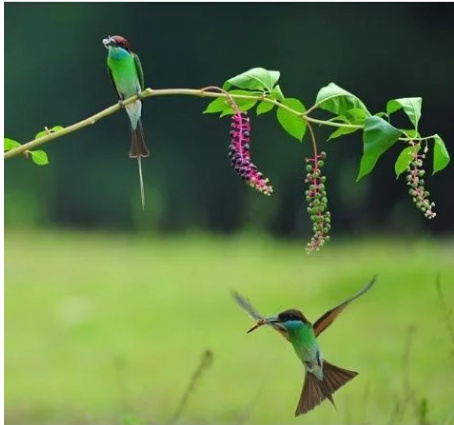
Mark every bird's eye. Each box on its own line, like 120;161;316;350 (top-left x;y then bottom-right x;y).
304;361;312;369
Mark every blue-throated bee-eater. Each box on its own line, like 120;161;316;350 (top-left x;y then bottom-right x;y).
233;276;376;415
103;35;149;209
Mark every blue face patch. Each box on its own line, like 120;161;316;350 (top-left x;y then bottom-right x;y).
283;320;303;330
108;46;130;60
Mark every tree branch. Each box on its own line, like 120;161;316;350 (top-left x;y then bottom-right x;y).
4;87;425;161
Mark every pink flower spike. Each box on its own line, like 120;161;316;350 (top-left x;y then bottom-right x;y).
228;112;273;196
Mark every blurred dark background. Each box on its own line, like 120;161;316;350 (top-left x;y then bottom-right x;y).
5;3;454;238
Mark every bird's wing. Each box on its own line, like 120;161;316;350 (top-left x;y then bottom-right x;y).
313;275;377;337
232;290;264;321
232;291;289;339
133;53;145;91
107;67;122;100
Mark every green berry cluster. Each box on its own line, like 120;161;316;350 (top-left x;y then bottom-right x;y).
406;143;436;219
304;152;331;253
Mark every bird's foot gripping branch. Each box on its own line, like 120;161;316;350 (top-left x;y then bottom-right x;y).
4;67;451;253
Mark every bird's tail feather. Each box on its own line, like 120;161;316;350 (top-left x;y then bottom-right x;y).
295;360;358;416
129;120;149;210
129;119;150;158
137;156;145;210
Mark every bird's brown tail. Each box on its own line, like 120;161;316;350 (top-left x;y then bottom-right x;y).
295;360;358;416
129;120;150;158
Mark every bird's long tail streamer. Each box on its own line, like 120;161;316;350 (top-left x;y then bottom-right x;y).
138;156;145;210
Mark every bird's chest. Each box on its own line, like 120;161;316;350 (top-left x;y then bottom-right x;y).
108;56;140;96
288;326;319;363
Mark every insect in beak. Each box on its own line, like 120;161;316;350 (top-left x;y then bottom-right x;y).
247;317;279;333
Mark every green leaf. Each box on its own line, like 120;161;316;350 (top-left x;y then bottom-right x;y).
357;116;402;180
433;134;450;174
256;101;274;116
315;83;371;117
223;68;280;92
270;85;284;101
203;90;256;116
402;129;420;139
219;99;257;117
4;137;21;152
347;108;368;124
30;150;49;165
394;146;417;178
35;130;48;139
35;126;65;139
276;98;306;142
374;112;389;121
387;97;422;129
327;126;359;141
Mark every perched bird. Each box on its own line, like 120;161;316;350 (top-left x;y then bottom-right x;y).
233;276;377;416
103;35;149;209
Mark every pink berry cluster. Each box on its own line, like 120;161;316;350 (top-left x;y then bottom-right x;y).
406;142;436;219
228;112;273;195
304;152;331;253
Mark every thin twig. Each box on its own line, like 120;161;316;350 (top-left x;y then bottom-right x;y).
5;86;430;161
167;349;214;425
435;273;454;354
113;355;133;412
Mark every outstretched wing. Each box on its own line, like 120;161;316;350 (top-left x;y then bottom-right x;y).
232;291;289;339
133;53;145;91
313;275;377;337
232;290;264;321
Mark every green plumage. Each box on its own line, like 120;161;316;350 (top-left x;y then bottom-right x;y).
286;323;318;364
103;35;149;210
107;52;144;99
233;275;377;416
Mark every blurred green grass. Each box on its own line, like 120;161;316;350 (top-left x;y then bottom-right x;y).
5;230;454;425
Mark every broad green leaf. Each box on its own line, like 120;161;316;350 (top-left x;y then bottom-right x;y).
433;134;450;174
347;108;368;124
30;150;49;165
35;126;65;139
315;83;371;117
327;126;359;141
374;112;389;121
204;97;231;114
394;145;417;178
276;98;306;142
203;90;256;115
402;129;421;139
219;100;257;117
4;138;21;152
35;130;48;139
270;85;284;101
387;97;422;129
223;68;280;91
357;116;401;180
256;101;274;116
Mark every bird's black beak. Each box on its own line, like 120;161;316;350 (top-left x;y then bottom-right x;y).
247;316;280;333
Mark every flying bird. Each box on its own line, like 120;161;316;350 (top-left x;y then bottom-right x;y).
233;276;377;415
103;35;149;209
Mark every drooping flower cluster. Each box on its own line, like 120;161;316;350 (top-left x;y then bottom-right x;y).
406;142;436;219
228;112;273;195
304;152;331;253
